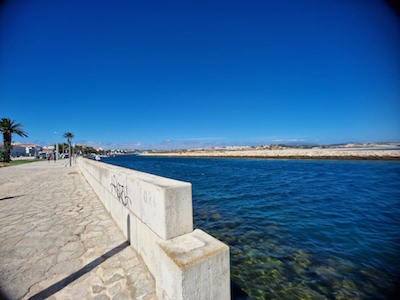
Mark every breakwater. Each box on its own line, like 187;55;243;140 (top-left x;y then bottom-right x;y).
141;147;400;160
78;157;230;300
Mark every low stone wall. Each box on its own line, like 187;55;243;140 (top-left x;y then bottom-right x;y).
78;158;230;300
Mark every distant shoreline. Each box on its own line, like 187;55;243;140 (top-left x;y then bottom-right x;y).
140;148;400;161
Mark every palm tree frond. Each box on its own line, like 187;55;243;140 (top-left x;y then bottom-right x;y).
0;118;28;137
63;132;75;139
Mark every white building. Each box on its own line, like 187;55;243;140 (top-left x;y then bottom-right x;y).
0;143;41;157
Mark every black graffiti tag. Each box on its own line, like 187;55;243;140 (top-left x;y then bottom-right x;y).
110;175;132;208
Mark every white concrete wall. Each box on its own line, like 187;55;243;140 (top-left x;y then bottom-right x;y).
78;158;230;300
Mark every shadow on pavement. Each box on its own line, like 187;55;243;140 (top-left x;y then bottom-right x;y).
28;241;130;300
0;195;24;201
0;289;11;300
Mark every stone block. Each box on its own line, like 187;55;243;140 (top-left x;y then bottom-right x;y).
158;229;230;300
80;158;193;240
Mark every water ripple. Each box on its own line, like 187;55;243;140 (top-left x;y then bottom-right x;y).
103;156;400;300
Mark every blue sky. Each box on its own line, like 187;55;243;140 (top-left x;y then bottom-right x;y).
1;0;399;149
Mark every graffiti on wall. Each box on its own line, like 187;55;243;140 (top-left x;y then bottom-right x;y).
110;175;132;208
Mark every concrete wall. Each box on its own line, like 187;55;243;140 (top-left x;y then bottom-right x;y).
78;158;230;300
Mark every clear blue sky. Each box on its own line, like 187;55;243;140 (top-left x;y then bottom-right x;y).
1;0;399;149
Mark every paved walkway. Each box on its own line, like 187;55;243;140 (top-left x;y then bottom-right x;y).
0;159;157;300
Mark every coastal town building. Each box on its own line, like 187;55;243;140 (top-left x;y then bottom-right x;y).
0;143;41;157
41;146;55;154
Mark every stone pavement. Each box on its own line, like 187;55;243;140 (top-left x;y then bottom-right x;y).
0;159;157;300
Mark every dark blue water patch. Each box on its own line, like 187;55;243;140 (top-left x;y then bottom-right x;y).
102;155;400;299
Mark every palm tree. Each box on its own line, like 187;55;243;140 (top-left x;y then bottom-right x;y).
63;132;74;166
0;118;28;162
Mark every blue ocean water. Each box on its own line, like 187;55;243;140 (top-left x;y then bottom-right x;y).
102;155;400;299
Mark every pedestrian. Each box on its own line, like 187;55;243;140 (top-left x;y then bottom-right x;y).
54;153;56;162
47;155;50;162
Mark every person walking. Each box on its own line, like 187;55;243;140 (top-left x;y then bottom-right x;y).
54;153;56;162
47;154;50;162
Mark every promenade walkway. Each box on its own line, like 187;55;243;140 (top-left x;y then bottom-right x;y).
0;159;157;300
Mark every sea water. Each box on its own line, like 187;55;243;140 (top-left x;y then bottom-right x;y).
102;155;400;299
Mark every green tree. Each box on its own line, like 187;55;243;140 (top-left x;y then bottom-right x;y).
54;143;68;155
0;118;28;162
63;132;74;166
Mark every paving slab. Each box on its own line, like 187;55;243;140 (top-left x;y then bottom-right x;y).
0;159;157;300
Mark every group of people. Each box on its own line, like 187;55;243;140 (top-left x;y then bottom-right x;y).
47;153;77;162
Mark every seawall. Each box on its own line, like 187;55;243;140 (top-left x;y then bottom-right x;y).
141;148;400;160
78;157;230;300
